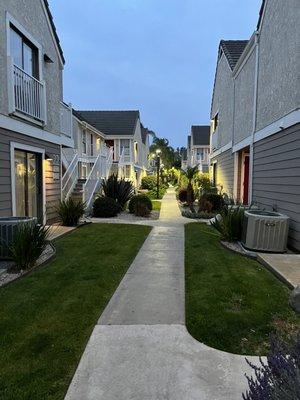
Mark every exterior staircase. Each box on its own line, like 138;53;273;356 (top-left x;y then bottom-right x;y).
71;179;86;202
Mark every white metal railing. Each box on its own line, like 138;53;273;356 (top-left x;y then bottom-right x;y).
83;146;112;209
11;63;46;122
60;102;73;137
106;147;113;178
62;152;79;199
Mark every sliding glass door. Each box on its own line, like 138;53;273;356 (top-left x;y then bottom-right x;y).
14;150;42;221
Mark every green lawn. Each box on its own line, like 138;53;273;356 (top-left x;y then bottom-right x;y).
0;223;151;400
185;223;300;355
152;200;161;211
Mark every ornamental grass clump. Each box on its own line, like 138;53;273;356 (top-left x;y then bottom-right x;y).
56;198;86;226
9;222;50;271
211;205;245;242
243;334;300;400
102;174;134;210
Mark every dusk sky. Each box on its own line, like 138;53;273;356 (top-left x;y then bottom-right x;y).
50;0;262;148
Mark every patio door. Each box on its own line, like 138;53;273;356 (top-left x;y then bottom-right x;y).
14;150;43;221
242;154;250;205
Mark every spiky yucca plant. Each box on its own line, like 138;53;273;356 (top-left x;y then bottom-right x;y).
102;174;134;209
56;198;85;226
181;166;199;210
9;222;50;271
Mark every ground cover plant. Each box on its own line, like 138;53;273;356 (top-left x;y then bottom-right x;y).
185;223;300;355
0;223;151;399
151;200;161;211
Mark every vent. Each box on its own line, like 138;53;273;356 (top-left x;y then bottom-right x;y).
242;210;289;253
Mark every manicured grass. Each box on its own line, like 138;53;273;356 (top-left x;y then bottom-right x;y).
152;200;161;211
185;223;300;355
0;223;151;400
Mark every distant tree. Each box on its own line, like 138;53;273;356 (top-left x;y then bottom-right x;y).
150;136;181;169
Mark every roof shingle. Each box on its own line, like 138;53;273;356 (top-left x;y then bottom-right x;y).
191;126;210;146
220;40;248;70
74;110;140;136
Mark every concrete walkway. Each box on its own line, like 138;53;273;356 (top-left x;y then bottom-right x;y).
65;188;255;400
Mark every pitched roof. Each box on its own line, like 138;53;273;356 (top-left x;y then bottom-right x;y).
74;110;140;136
257;0;266;30
43;0;65;64
191;126;210;146
220;40;248;70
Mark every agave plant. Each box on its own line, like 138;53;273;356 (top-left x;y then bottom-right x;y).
9;222;51;271
56;198;86;226
102;174;134;209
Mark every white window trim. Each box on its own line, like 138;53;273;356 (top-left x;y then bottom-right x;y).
10;142;46;224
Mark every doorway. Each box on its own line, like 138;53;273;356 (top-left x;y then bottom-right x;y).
236;147;250;205
14;149;43;221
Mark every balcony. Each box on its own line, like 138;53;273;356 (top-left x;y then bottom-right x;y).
60;102;73;138
9;60;46;123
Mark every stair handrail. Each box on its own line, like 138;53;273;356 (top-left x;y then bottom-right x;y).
106;146;113;178
62;152;79;199
83;146;110;209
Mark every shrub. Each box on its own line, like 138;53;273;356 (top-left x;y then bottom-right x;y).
141;175;156;190
211;205;245;242
201;193;224;211
198;197;213;213
148;187;167;200
129;194;153;214
178;188;195;203
9;222;50;271
134;203;151;217
243;334;300;400
102;175;134;209
93;196;120;218
57;198;85;226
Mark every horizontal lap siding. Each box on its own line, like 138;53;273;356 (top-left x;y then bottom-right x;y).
0;127;61;223
252;123;300;251
212;149;235;197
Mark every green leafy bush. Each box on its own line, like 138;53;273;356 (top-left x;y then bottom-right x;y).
198;197;213;213
128;194;153;214
201;193;224;211
9;222;50;271
93;196;120;218
141;175;156;190
57;198;86;226
102;174;134;209
211;205;245;242
134;202;151;217
148;187;167;199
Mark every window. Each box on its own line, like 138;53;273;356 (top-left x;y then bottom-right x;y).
120;139;130;156
10;26;38;78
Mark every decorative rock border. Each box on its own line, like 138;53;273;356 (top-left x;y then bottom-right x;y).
0;242;56;288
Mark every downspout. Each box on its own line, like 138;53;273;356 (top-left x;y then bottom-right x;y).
249;31;260;204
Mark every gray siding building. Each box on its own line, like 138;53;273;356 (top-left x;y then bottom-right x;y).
0;0;73;223
209;0;300;251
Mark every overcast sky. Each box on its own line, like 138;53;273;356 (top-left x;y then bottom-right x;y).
50;0;262;148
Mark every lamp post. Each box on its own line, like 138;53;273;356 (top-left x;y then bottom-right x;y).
155;149;161;199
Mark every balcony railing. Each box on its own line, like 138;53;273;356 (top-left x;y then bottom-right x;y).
10;61;46;123
60;102;73;138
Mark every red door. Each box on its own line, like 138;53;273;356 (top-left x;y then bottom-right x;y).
105;140;114;158
243;155;250;205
